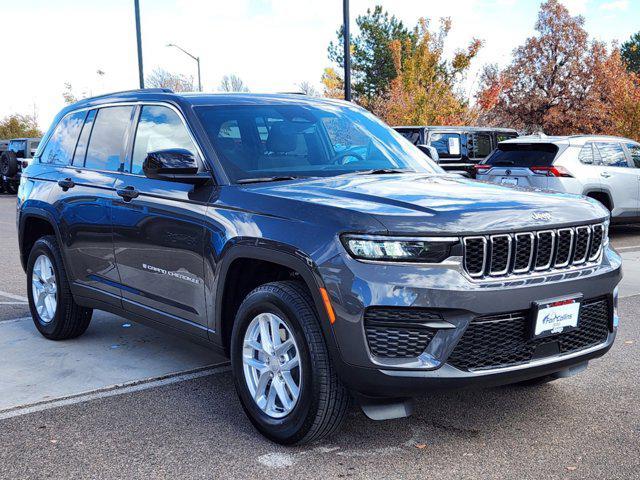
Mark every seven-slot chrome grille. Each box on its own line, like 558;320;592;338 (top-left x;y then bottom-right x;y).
463;223;606;279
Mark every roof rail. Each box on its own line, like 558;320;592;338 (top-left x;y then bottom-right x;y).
103;88;174;95
75;88;174;104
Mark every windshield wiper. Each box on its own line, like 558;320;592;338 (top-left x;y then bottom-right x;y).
348;168;414;176
237;176;299;184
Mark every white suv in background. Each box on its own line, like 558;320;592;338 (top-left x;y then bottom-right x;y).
475;135;640;223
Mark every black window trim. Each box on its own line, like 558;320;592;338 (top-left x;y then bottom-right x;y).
43;101;212;181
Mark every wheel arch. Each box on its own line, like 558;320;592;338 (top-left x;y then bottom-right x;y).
19;208;63;272
583;188;614;212
214;244;337;358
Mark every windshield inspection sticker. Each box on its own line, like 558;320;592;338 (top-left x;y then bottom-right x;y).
142;263;201;285
448;137;460;155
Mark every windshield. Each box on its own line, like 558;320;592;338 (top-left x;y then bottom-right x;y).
195;102;442;183
484;143;559;167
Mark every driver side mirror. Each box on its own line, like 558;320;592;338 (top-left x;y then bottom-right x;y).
143;149;210;185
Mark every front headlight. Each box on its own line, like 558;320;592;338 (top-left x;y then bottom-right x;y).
341;234;459;263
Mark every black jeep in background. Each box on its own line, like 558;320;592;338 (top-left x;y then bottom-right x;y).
0;137;41;193
394;126;519;176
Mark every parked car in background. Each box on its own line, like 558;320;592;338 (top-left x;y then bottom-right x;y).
394;126;519;176
0;137;41;194
475;135;640;223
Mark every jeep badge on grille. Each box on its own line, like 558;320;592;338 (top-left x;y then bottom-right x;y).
532;211;552;222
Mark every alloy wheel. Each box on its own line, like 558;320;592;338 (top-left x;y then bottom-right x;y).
242;312;302;419
31;254;57;323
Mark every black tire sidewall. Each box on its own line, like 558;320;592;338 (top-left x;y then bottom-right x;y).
0;152;17;177
27;238;65;337
231;289;320;444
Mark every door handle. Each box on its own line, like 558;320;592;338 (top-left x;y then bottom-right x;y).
116;186;139;202
57;178;75;190
600;172;611;178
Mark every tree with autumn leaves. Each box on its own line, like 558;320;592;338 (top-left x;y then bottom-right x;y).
323;11;481;125
323;1;640;141
477;0;640;140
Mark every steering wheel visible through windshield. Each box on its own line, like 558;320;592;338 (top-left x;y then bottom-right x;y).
195;100;442;183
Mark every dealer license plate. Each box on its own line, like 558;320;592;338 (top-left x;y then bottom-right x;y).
501;177;518;186
533;297;581;338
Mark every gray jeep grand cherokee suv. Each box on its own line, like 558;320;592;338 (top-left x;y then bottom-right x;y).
17;90;621;445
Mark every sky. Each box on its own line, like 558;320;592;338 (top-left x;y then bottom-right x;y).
2;0;639;131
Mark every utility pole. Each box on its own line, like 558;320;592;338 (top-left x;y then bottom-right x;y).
167;44;202;92
342;0;352;101
134;0;144;89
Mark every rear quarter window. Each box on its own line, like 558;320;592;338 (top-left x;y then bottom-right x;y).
39;111;86;165
485;143;559;167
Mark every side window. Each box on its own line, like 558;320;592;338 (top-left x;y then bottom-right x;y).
131;106;196;175
595;142;628;168
471;133;492;158
72;110;96;166
578;143;596;165
84;106;134;171
626;143;640;168
39;111;86;165
429;133;461;158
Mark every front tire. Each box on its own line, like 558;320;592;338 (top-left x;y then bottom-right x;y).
231;281;349;445
27;235;92;340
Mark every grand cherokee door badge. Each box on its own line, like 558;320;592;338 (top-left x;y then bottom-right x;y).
142;263;201;284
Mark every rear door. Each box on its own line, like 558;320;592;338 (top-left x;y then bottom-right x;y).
111;104;214;337
46;106;134;305
593;142;637;219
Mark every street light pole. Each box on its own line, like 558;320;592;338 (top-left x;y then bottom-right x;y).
167;43;202;92
342;0;351;101
134;0;144;89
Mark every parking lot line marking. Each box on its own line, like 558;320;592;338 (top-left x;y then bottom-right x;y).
0;290;28;302
616;245;640;252
0;363;231;421
0;301;28;305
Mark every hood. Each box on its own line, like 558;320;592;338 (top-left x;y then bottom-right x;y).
247;173;608;235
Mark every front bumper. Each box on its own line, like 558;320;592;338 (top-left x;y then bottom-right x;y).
319;247;622;397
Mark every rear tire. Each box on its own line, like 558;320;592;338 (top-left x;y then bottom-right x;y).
0;151;18;177
230;281;349;445
27;235;92;340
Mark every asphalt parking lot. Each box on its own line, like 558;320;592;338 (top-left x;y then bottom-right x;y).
0;195;639;479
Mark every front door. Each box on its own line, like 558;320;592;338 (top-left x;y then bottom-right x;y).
111;104;214;337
